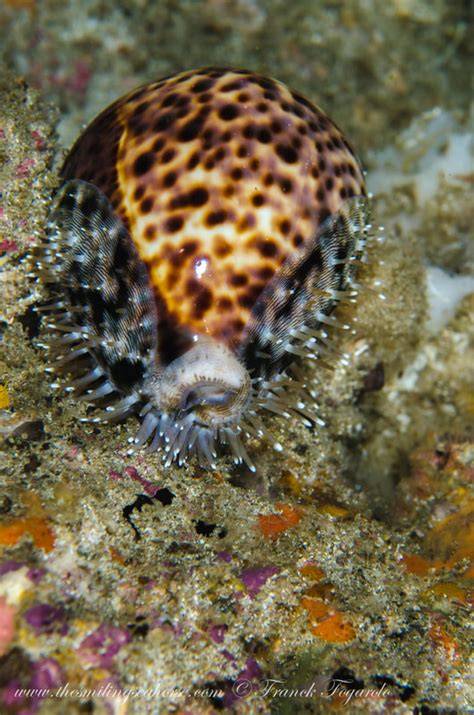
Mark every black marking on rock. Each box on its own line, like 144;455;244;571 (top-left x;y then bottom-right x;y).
194;519;227;538
128;621;149;638
122;494;154;541
328;666;364;695
359;362;385;399
0;496;13;514
19;306;42;339
154;487;175;505
123;487;175;540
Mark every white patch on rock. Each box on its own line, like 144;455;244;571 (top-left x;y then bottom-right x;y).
425;265;474;333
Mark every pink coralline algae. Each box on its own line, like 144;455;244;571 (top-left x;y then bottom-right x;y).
2;657;63;715
215;551;233;563
68;61;91;97
109;466;159;496
31;130;45;150
124;465;160;496
48;61;91;98
0;239;19;253
0;560;24;576
78;624;132;668
0;597;15;657
207;623;228;644
30;657;64;690
24;603;68;635
239;565;281;598
15;158;36;178
0;560;44;583
224;658;263;707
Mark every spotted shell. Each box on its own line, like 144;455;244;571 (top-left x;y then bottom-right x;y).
37;67;370;471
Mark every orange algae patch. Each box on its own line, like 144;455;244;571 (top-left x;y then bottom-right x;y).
278;469;303;496
464;563;474;578
0;517;54;552
301;596;329;620
109;546;126;565
424;582;468;604
311;613;355;643
402;502;474;581
299;562;325;581
304;582;334;600
301;596;355;643
0;386;10;410
401;554;443;576
427;503;474;567
0;492;55;552
316;503;351;519
429;617;461;664
4;0;35;8
258;502;303;540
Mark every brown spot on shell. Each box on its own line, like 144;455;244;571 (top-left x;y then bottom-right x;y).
219;104;240;121
254;237;279;258
163;171;178;188
165;215;184;233
251;194;265;207
279;178;293;193
144;225;157;240
192;287;213;318
161;148;176;163
237;213;256;232
206;210;226;227
152;137;165;152
275;143;298;164
177;116;205;142
188;187;209;206
280;219;291;234
140;197;153;213
213;236;232;257
230;273;248;287
191;78;215;93
133;152;154;176
217;296;233;311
